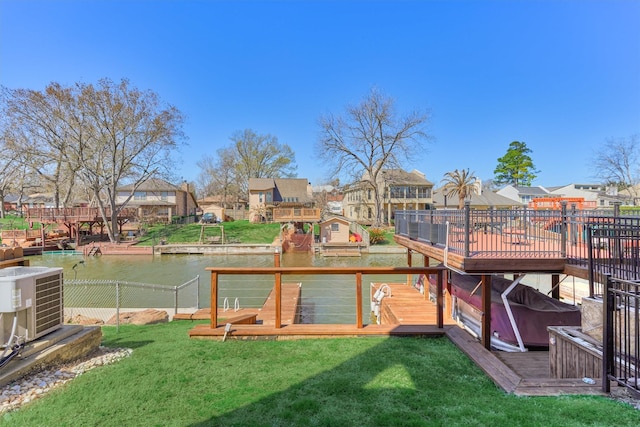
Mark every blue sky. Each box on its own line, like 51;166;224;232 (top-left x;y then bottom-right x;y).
1;0;639;189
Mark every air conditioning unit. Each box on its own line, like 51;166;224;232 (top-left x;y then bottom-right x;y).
0;266;64;345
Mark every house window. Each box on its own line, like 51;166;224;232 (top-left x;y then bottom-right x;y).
368;208;372;219
259;192;263;203
266;192;272;203
134;192;146;200
406;187;417;198
390;186;404;198
161;192;168;201
417;187;431;198
331;223;339;231
367;189;372;200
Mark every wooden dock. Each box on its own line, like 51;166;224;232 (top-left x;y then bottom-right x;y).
372;282;457;326
188;282;450;339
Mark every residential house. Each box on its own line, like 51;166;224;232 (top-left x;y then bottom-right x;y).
498;183;628;210
432;185;523;210
496;185;552;205
248;178;315;223
342;169;434;224
116;178;198;223
312;184;344;216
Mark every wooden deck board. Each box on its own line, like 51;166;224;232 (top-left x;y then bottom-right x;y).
257;283;302;325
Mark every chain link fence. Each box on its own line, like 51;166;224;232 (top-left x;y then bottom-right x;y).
63;276;200;330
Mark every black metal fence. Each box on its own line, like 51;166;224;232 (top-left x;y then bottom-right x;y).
586;216;640;297
603;276;640;394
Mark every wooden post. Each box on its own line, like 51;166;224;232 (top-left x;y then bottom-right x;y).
356;272;363;328
481;275;492;350
423;255;429;300
436;269;443;328
210;272;218;329
551;274;560;300
275;271;282;328
407;249;412;286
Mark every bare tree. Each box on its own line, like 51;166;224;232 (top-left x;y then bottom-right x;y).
441;168;477;209
593;135;640;204
1;84;79;208
69;78;186;241
0;132;24;218
317;88;430;225
196;147;243;208
231;129;297;195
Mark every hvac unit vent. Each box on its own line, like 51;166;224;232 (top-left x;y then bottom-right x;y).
0;266;64;344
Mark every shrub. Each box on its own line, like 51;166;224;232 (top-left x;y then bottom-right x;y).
368;227;387;244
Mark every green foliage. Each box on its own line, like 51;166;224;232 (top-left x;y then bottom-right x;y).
441;168;477;209
0;215;32;230
368;227;387;244
139;220;280;245
5;322;638;426
494;141;539;186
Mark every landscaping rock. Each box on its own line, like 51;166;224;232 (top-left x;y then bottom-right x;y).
106;309;169;325
65;314;104;325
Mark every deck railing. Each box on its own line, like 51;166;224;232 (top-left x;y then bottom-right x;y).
394;202;637;268
206;265;447;330
272;208;321;222
25;207;137;223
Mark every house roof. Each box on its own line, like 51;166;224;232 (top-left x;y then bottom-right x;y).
274;178;310;200
118;178;181;192
320;216;351;225
432;188;523;208
380;169;434;186
512;186;550;196
248;178;276;191
249;178;312;203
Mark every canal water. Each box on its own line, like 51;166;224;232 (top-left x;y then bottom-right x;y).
30;251;426;324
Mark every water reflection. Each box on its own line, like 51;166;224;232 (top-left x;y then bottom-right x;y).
30;251;425;323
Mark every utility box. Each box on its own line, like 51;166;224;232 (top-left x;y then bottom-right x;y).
0;266;64;344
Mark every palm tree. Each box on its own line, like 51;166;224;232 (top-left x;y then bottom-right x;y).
441;169;477;209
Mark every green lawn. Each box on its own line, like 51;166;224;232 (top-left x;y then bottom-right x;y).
139;220;282;245
3;321;637;426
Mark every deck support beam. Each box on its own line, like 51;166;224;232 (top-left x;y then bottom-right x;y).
481;274;492;350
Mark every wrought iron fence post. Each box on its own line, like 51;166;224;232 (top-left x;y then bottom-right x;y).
464;202;471;257
602;274;613;393
587;225;595;297
560;201;567;258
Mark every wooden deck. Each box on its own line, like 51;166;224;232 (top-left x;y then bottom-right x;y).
81;242;153;256
395;234;590;279
446;327;605;396
188;282;450;339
